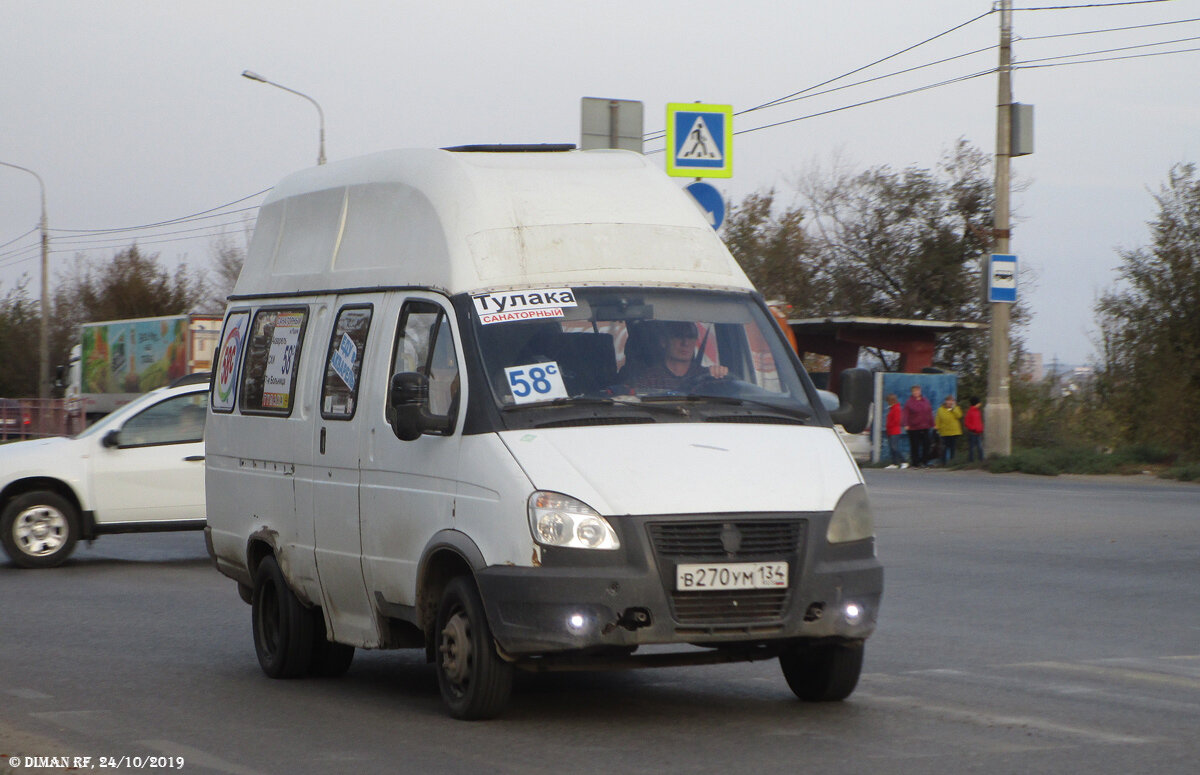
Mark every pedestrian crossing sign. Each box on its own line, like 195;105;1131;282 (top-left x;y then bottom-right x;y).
666;103;733;178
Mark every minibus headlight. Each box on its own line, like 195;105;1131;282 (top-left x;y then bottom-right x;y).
826;484;875;544
528;492;620;551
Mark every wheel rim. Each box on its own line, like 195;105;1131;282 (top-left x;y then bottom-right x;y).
439;609;472;695
13;504;68;557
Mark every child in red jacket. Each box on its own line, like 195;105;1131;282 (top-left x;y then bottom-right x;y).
885;393;905;467
965;396;984;462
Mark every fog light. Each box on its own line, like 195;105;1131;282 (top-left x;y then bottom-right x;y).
843;602;864;626
567;613;587;632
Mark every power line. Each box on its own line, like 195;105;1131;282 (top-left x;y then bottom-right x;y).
1015;0;1181;10
730;44;997;115
0;235;41;263
47;188;270;235
644;13;1199;152
645;68;996;153
745;9;996;114
644;8;996;141
0;245;42;270
0;226;38;252
47;205;261;239
1017;41;1200;66
1019;16;1200;39
50;212;257;245
1019;32;1200;62
48;223;254;255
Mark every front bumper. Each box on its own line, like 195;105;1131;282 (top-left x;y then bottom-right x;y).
475;511;882;657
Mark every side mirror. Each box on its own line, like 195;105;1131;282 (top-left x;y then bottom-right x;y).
386;372;451;441
101;429;121;448
829;368;872;434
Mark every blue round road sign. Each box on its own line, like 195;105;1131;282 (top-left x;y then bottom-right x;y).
685;181;725;231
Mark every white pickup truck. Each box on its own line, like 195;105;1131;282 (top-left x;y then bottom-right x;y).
0;379;208;568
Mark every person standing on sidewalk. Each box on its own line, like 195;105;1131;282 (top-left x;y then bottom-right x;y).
884;393;906;467
964;396;985;462
935;395;964;465
902;385;934;468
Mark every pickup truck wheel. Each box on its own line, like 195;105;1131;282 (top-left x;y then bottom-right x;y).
252;555;315;678
435;576;513;720
1;491;79;569
780;641;864;702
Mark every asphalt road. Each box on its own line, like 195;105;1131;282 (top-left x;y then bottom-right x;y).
2;469;1197;774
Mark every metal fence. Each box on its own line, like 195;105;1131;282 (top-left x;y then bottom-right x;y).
0;398;85;441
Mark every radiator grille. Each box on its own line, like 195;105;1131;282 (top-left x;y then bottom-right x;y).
648;520;802;559
647;518;805;626
670;589;790;624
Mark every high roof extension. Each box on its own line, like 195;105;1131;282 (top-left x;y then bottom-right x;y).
234;146;751;299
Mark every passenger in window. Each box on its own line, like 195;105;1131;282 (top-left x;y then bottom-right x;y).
621;321;727;392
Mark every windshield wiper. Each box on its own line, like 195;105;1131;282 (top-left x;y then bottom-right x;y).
502;395;688;415
648;393;814;421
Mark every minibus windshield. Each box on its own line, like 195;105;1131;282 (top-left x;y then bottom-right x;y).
468;287;820;424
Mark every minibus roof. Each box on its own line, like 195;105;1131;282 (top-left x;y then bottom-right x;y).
233;147;754;298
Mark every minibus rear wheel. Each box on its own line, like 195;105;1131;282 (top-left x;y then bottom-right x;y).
252;555;315;678
434;575;513;720
779;641;864;701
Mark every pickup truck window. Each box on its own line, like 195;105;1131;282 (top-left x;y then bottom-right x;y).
118;392;208;447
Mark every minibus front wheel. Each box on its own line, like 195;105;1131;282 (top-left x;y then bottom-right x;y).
435;576;513;720
779;640;864;702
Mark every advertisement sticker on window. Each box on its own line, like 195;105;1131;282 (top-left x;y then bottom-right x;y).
329;332;359;391
213;312;249;412
471;288;577;325
263;312;305;409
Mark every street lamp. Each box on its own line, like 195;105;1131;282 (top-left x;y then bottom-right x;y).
0;160;50;399
241;70;327;165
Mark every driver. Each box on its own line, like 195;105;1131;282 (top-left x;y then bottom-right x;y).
626;321;728;391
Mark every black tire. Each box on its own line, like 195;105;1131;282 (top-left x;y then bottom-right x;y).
0;491;79;569
252;555;315;679
434;576;513;720
308;608;355;678
780;641;864;702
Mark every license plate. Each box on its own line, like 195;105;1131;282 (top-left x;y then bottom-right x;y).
675;562;789;591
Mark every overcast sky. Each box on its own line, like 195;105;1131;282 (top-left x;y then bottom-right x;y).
2;0;1198;366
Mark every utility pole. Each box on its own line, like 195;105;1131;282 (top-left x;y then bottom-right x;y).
984;0;1014;457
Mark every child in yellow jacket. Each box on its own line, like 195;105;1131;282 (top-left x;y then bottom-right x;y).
934;395;963;465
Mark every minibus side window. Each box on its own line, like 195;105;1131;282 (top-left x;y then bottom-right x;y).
392;301;460;432
320;305;373;420
240;307;308;416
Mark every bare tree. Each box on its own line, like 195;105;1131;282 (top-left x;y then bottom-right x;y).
1095;162;1200;456
206;235;246;311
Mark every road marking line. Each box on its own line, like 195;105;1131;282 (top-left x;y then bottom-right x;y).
1016;661;1200;691
902;663;1200;715
139;740;272;775
863;694;1155;745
